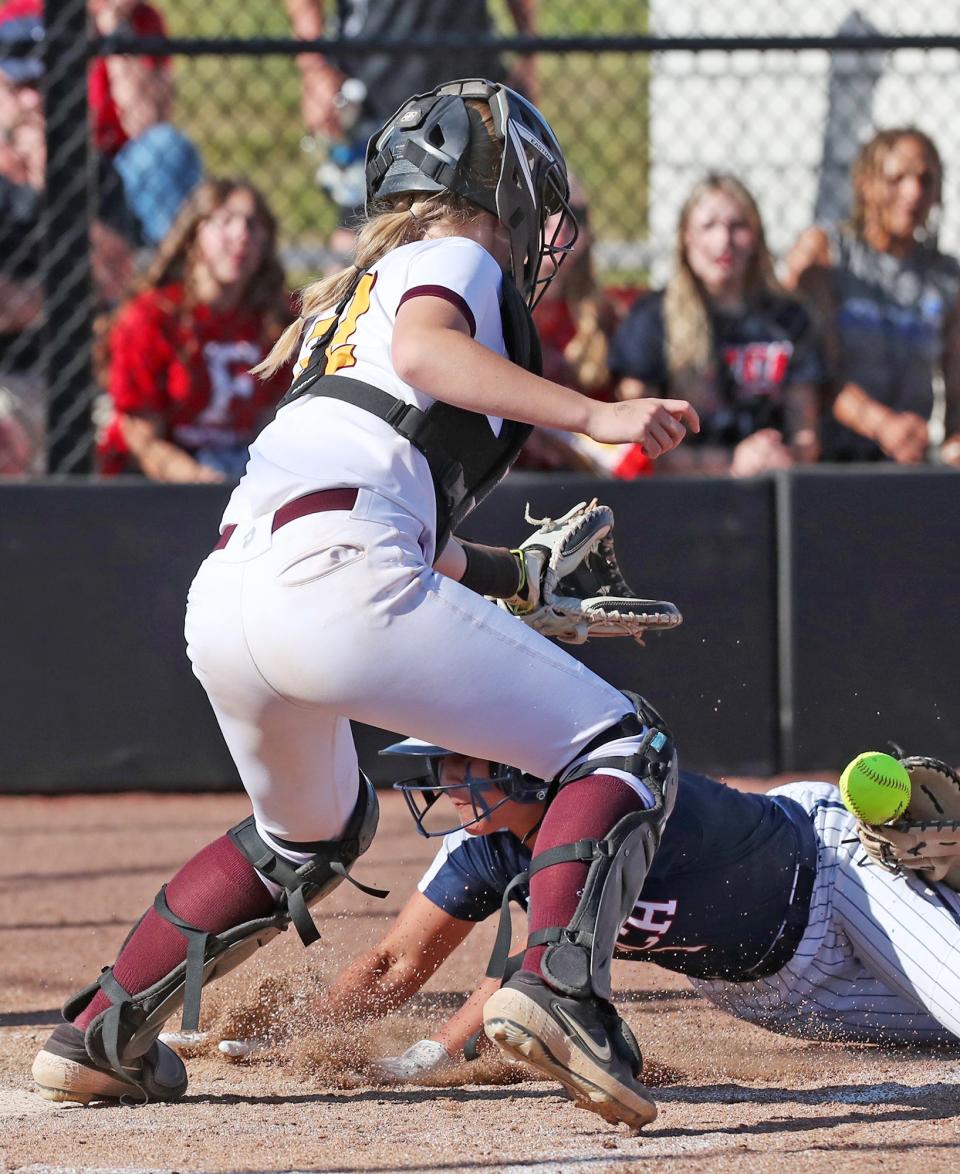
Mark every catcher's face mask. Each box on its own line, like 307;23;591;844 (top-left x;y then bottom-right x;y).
382;739;549;838
365;78;577;307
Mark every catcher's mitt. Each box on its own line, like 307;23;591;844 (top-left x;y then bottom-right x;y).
856;756;960;890
497;499;682;645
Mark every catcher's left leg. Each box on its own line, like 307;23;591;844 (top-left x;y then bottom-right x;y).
31;777;381;1103
31;832;271;1103
484;695;678;1130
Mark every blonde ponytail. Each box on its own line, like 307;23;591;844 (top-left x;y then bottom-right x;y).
663;266;713;405
554;227;614;394
253;193;484;378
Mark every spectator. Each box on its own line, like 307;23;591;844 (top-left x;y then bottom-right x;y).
610;174;823;477
284;0;536;261
0;3;43;472
518;177;645;475
98;178;292;482
535;180;617;397
0;1;135;474
785;127;960;465
89;0;203;244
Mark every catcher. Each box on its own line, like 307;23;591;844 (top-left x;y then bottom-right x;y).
31;74;695;1132
180;746;960;1089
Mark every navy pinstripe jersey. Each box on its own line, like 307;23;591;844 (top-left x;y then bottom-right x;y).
418;771;819;981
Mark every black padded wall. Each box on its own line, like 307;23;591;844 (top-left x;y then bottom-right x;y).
779;467;960;770
3;469;955;791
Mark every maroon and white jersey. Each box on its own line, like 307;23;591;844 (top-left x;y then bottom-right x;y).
223;237;507;558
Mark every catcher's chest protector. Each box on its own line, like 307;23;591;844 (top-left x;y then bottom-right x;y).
282;276;538;550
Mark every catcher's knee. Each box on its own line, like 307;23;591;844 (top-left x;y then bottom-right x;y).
559;690;678;821
229;771;384;943
487;692;678;1001
66;776;385;1091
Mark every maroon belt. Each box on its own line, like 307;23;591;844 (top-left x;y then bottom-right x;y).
213;488;359;552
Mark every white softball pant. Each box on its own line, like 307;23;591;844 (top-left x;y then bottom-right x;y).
184;490;636;844
695;782;960;1044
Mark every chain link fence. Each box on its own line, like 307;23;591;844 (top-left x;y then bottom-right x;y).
2;1;959;472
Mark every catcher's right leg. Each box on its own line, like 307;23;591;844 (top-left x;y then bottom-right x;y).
32;777;381;1103
482;774;660;1131
484;695;677;1130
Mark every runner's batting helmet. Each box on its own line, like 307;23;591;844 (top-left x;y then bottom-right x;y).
382;738;550;837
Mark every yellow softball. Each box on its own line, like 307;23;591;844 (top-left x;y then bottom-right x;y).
839;751;912;825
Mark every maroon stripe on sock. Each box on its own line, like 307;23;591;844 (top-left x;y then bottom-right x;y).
73;835;275;1032
398;286;476;337
522;774;646;984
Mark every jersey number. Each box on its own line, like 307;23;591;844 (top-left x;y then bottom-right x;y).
296;272;378;376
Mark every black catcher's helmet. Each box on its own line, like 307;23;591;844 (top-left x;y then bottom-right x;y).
381;738;550;838
365;78;577;306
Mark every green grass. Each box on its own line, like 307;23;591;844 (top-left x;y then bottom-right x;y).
159;2;650;281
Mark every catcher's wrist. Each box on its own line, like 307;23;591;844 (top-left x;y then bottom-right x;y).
503;548;542;615
459;541;525;599
513;549;527;596
510;548;531;600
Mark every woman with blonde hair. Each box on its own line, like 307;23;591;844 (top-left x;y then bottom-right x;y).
99;177;291;481
785;128;960;464
611;173;823;475
34;80;696;1131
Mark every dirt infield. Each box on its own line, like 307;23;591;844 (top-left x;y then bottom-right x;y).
3;784;960;1174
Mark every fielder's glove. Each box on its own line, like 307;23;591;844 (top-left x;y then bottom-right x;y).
498;499;682;645
374;1039;454;1081
855;756;960;891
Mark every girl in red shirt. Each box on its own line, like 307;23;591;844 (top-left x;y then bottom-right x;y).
100;178;292;481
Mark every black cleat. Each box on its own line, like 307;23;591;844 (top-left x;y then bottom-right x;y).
32;1022;188;1104
483;970;657;1130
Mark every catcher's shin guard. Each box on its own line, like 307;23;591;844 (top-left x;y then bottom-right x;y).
64;776;385;1097
487;693;678;1001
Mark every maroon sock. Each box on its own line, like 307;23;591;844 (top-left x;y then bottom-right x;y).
522;774;646;986
73;835;275;1032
